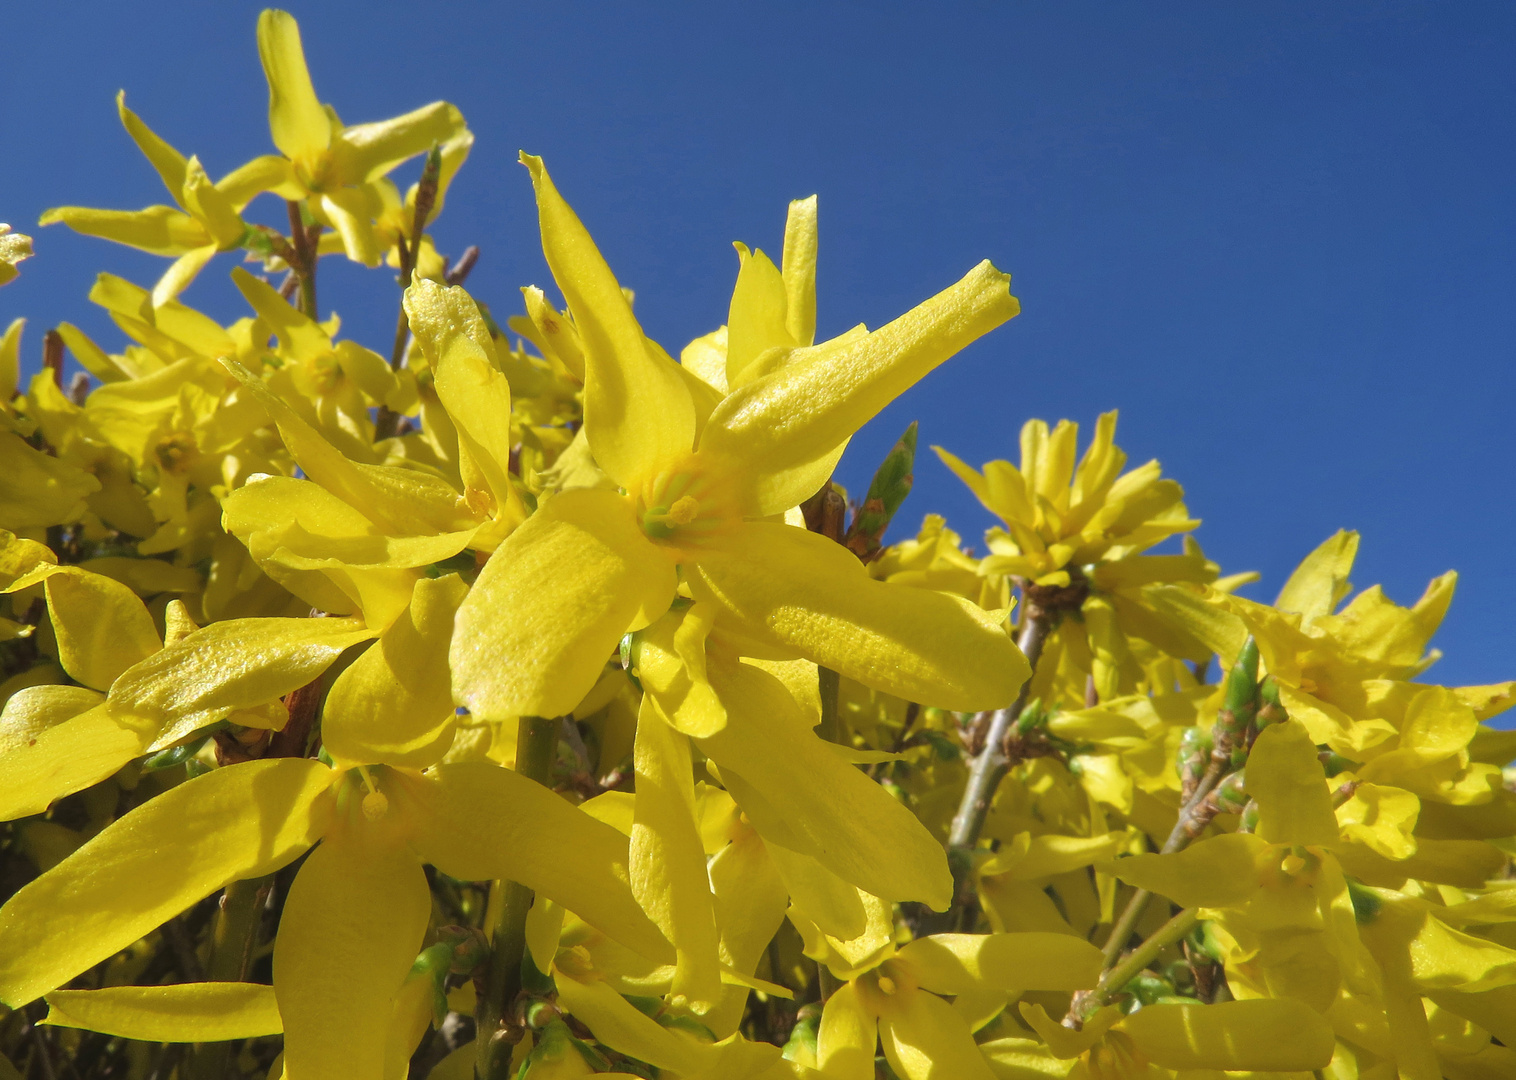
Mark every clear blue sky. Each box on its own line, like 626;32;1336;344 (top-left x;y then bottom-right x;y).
3;3;1513;694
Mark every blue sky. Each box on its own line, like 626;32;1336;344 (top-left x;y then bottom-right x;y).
3;2;1513;692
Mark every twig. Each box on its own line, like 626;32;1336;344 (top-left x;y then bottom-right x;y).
446;246;480;286
285;201;320;319
42;330;64;389
1071;908;1199;1022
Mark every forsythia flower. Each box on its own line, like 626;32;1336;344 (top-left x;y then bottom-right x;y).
0;11;1512;1080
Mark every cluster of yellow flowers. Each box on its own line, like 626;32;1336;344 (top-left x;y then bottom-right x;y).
2;11;1514;1080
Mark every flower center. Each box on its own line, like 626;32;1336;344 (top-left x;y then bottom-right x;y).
636;463;732;547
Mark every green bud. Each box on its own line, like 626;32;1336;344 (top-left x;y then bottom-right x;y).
1347;880;1383;924
1211;770;1248;814
1221;637;1260;720
140;736;210;773
783;1011;819;1063
844;421;917;562
1319;750;1358;778
620;632;643;691
1015;698;1044;735
1239;798;1261;833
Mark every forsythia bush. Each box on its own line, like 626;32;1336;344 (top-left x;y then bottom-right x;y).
2;12;1514;1080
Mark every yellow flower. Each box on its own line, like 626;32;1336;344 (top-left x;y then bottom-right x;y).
450;154;1028;721
811;931;1102;1080
1016;994;1336;1078
0;224;33;287
253;9;469;266
38;94;281;304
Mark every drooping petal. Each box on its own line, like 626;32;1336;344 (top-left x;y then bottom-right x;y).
256;9;330;164
895;933;1103;995
631;696;723;1009
107;616;376;741
42;983;281;1042
323;574;467;768
0;759;333;1006
397;764;673;964
704;828;790;1039
151;245;218;308
0;432;101;528
320;189;384;267
182;157;246;248
274;819;430;1080
1119;999;1335;1072
702;260;1017;514
451;488;675;720
694;522;1026;712
1249;721;1340;847
699;654;951;908
520;154;696;488
817;982;877;1080
877;986;997;1080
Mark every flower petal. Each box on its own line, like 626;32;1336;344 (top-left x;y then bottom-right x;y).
1249;721;1340;846
256;10;330;164
1119;999;1335;1072
397;764;673;964
877;986;997;1080
631;697;723;1009
452;488;675;720
6;566;160;692
896;933;1103;995
1102;833;1268;909
274;822;430;1080
0;758;332;1006
43;983;281;1042
0;705;146;822
520;154;696;488
781;196;818;347
323;574;466;769
817;982;877;1080
702;260;1017;513
107;616;376;742
695;522;1026;711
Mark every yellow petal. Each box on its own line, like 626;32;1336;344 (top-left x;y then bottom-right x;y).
1103;833;1269;909
1118;999;1335;1072
1249;721;1340;846
520;154;696;488
323;574;467;768
781;196;819;347
726;243;796;386
895;933;1103;994
150;245;218;307
107;616;376;741
877;986;997;1080
396;764;673;964
635;604;726;738
274;820;430;1080
114;91;187;205
0;319;23;400
631;696;723;1008
554;975;701;1075
1274;529;1358;621
38;205;206;257
0;433;101;529
451;488;675;719
0;705;146;822
695;522;1026;712
705;829;790;1039
405;277;524;525
700;654;951;907
182;156;246;248
222;356;475;536
817;982;877;1080
256;9;330;164
328;101;467;186
701;260;1017;512
43;983;281;1042
1016;1002;1121;1060
6;566;160;692
320;189;384;267
0;758;332;1006
0;684;103;754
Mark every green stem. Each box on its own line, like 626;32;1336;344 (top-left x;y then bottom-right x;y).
1087;908;1198;1014
189;876;270;1080
817;667;842;744
476;715;559;1080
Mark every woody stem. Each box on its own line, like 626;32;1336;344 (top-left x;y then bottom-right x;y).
476;714;559;1080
